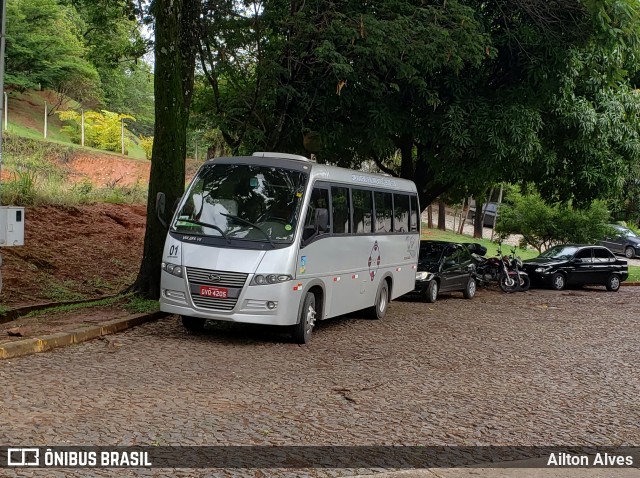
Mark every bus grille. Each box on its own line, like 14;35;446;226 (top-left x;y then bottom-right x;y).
191;296;238;311
186;267;248;311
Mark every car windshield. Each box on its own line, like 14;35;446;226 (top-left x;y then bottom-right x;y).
538;245;579;260
172;163;307;243
419;243;445;263
618;227;637;237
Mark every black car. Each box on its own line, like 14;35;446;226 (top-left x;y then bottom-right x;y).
600;224;640;259
414;240;477;302
523;245;628;291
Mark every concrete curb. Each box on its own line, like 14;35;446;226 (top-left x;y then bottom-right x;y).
0;294;121;325
0;311;166;360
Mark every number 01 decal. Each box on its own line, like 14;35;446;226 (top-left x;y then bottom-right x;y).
169;245;179;257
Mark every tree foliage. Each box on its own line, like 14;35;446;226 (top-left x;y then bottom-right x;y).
496;190;612;253
193;0;640;211
5;0;100;101
6;0;152;127
65;0;153;130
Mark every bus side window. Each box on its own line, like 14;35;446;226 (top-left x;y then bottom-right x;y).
374;192;393;232
393;194;410;233
353;189;373;233
303;188;330;241
331;186;351;234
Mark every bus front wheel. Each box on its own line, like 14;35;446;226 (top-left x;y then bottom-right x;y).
292;292;317;344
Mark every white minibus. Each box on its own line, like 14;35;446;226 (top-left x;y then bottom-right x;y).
159;152;420;343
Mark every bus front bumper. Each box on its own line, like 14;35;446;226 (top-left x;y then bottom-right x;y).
160;273;303;326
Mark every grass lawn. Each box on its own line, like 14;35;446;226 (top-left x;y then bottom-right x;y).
421;224;640;283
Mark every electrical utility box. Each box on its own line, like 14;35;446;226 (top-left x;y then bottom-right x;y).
0;206;25;247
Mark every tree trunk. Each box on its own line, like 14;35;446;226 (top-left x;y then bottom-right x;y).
412;143;453;214
437;200;446;231
427;204;433;228
458;199;468;234
474;202;484;238
130;0;198;299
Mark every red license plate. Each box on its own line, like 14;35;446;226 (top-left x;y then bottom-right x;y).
200;285;228;298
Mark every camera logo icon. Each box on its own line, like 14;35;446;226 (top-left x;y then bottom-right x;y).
7;448;40;466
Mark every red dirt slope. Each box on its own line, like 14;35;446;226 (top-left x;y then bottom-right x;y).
0;204;146;308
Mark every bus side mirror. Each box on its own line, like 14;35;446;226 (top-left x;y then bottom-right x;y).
315;208;329;232
156;192;168;229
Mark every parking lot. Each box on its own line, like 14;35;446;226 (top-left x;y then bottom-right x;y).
1;287;639;477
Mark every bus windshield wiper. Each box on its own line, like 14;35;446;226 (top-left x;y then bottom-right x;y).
220;213;276;248
176;219;231;244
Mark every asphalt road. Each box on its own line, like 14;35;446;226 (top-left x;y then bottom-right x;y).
1;287;639;477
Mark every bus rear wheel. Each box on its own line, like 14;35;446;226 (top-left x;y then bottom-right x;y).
292;292;316;344
368;280;389;320
181;316;206;333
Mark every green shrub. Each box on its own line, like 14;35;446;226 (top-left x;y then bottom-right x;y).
139;135;153;160
1;170;37;205
72;178;94;196
496;190;612;253
57;109;136;154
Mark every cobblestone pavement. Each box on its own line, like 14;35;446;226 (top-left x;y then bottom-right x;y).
1;287;639;477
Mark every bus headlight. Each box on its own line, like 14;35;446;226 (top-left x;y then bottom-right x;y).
162;262;184;278
252;274;293;285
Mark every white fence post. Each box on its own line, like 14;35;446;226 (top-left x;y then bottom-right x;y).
3;92;6;130
81;109;85;146
44;101;47;138
121;118;125;155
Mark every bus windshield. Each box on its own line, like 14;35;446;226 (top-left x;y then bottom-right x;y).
172;163;307;243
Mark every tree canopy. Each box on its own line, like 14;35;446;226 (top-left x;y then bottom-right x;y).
5;0;100;99
5;0;152;130
192;0;640;209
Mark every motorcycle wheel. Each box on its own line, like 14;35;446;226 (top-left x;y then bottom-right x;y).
519;273;531;292
499;273;518;293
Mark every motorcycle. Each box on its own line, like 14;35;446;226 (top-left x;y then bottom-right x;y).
473;253;504;288
473;243;530;292
498;246;530;293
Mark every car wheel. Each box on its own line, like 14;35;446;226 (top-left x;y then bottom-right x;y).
292;292;317;344
463;277;476;299
181;316;206;333
625;246;635;259
606;274;621;292
425;280;438;303
550;272;565;291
